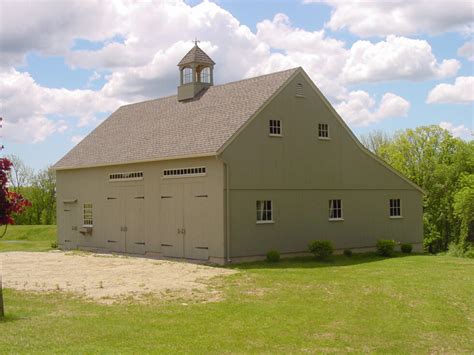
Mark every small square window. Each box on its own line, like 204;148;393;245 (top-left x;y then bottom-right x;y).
269;120;282;136
390;199;402;217
256;200;273;223
329;199;343;220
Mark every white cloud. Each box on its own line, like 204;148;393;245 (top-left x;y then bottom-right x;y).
335;91;410;126
343;36;460;84
439;121;472;139
426;76;474;104
0;68;124;142
71;135;85;145
0;0;118;67
458;41;474;61
306;0;474;37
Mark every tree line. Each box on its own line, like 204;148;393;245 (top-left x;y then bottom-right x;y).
361;125;473;253
6;155;56;225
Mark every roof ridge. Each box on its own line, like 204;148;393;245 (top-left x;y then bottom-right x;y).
122;67;301;108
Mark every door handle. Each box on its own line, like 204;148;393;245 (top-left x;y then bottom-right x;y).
177;228;185;234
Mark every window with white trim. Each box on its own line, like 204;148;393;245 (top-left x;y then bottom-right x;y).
83;203;93;226
256;200;273;223
163;166;206;178
200;67;211;83
109;171;143;182
390;199;402;217
329;199;343;220
269;120;282;136
318;123;329;139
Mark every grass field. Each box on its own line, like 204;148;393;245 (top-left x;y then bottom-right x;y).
1;242;473;352
0;225;56;252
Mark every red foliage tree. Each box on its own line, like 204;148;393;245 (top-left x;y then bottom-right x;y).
0;157;31;238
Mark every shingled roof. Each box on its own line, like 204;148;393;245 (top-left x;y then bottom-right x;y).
177;45;215;66
54;67;299;169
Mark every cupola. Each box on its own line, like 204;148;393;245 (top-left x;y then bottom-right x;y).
177;41;215;101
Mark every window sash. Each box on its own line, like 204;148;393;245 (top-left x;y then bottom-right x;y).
256;200;273;222
269;120;282;135
318;123;329;138
83;203;93;226
329;199;342;219
183;68;192;84
389;199;402;217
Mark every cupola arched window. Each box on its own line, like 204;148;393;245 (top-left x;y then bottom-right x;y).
183;67;192;84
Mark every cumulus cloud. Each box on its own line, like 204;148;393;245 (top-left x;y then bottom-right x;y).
305;0;474;37
0;0;118;67
343;36;460;84
426;77;474;104
458;41;474;61
0;68;124;142
335;91;410;126
439;121;472;139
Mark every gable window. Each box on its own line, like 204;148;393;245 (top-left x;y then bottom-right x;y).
318;123;330;139
296;83;305;97
329;199;343;220
390;199;402;218
269;120;282;136
256;200;273;223
83;203;93;226
183;67;192;84
163;166;206;178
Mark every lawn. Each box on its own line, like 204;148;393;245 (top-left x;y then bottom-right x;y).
1;249;473;353
0;225;56;252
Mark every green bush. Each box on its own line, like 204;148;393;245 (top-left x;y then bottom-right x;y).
376;239;396;257
343;249;353;257
308;240;333;260
446;242;474;258
50;241;58;249
266;250;280;263
400;243;413;254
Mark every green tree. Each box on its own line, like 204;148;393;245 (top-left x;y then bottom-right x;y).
362;126;473;252
453;173;474;244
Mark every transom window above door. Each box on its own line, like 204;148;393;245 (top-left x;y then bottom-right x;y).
269;120;282;136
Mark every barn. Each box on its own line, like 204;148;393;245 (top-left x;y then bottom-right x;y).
54;44;424;263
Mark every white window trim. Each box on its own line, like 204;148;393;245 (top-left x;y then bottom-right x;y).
389;199;403;218
269;120;283;137
318;123;330;140
256;200;274;224
162;167;207;179
328;199;343;221
83;203;93;227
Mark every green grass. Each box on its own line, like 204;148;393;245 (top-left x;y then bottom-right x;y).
0;225;56;252
1;253;473;353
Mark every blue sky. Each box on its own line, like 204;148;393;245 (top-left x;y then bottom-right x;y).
0;0;473;171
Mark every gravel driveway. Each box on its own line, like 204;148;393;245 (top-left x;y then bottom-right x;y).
0;251;236;303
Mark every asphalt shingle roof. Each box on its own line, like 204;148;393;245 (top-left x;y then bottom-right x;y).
54;68;298;169
177;45;216;66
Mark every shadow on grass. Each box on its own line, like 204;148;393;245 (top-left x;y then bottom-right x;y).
230;252;428;270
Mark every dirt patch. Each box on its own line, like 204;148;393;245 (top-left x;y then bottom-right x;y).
0;251;236;304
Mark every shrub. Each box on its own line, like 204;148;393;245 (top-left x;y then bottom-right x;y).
376;239;396;257
400;243;413;254
308;240;333;260
51;241;58;249
343;249;353;257
266;250;280;263
446;242;474;258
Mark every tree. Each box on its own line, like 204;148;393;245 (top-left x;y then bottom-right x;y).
364;126;473;252
453;174;474;244
360;130;392;158
5;154;33;193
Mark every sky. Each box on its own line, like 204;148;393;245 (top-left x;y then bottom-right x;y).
0;0;473;171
